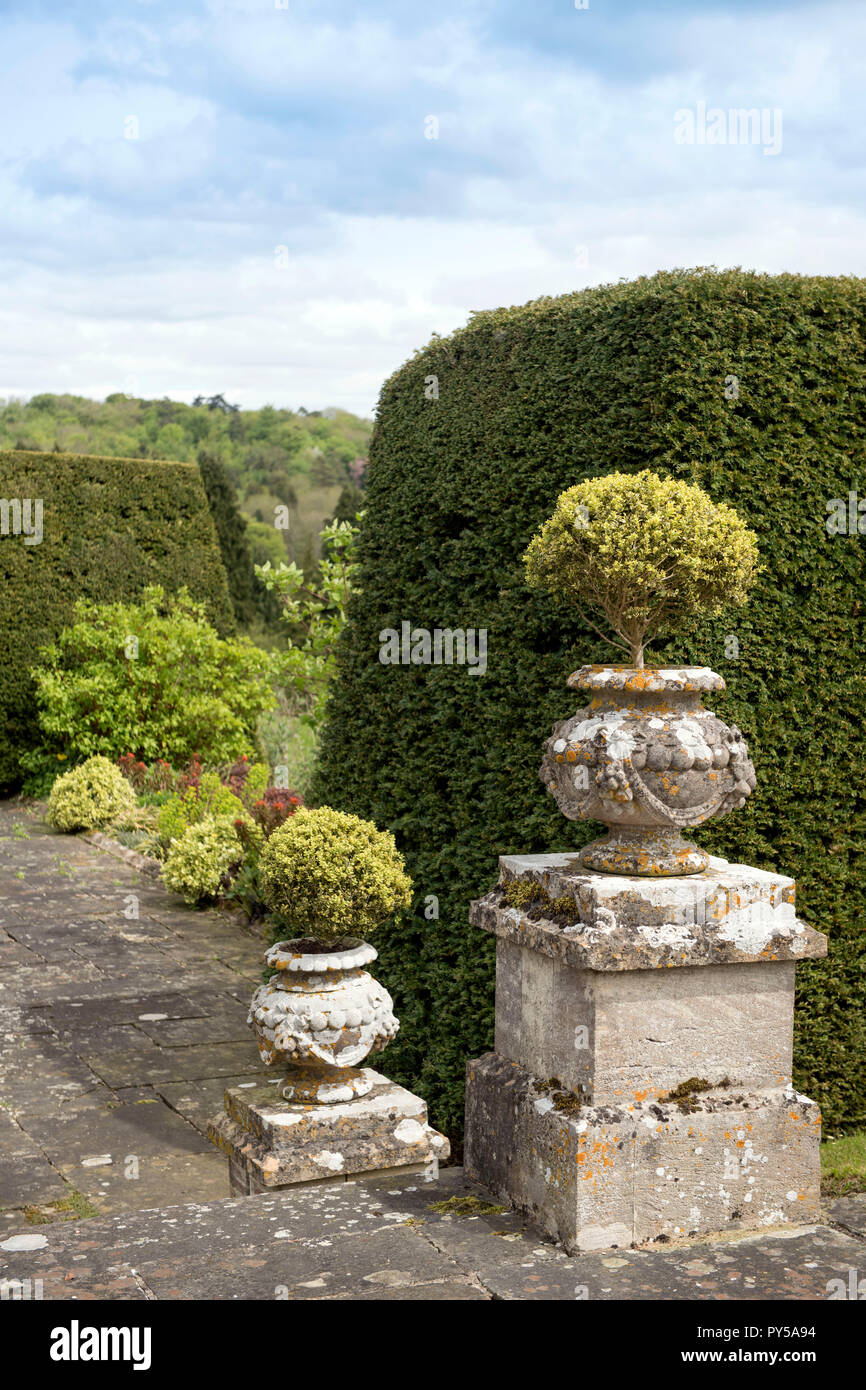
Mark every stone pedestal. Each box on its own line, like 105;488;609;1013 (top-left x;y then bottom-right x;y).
464;851;828;1252
209;1069;449;1195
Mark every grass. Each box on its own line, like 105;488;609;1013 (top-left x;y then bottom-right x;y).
821;1130;866;1199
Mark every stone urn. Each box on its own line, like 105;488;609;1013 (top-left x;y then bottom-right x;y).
541;665;756;875
249;938;400;1104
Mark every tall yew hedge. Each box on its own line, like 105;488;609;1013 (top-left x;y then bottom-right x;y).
315;268;866;1141
0;450;234;790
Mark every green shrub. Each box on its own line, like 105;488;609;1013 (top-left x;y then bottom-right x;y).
29;587;275;767
156;771;247;847
162;814;257;905
46;755;137;832
524;470;759;666
220;756;270;807
257;518;360;728
0;449;234;790
17;751;69;800
258;806;412;943
315;267;866;1138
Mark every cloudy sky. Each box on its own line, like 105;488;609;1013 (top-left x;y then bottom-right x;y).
0;0;862;416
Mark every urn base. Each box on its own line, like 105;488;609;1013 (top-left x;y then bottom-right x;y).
578;825;709;876
279;1058;374;1104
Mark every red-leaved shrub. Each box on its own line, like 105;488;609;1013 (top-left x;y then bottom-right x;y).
252;787;303;836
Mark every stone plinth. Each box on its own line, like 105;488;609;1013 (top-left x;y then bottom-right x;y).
209;1069;449;1195
464;852;828;1252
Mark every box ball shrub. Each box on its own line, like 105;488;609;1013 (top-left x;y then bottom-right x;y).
524;469;759;666
46;755;137;832
161;815;255;906
258;806;413;944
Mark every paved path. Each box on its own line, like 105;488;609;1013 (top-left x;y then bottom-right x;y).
0;799;270;1229
2;1168;865;1301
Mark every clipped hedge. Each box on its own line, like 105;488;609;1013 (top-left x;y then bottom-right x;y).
315;268;866;1140
0;450;234;790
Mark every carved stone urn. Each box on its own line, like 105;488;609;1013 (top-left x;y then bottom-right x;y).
249;938;400;1104
541;665;756;876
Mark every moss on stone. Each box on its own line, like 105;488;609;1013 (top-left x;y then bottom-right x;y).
503;880;580;926
536;1076;586;1114
24;1188;100;1224
549;894;580;924
504;878;547;909
660;1075;732;1113
428;1194;508;1216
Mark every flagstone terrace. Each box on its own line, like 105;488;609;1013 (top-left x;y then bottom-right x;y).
1;798;864;1301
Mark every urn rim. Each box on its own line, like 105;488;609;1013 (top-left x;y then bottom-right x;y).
567;664;726;694
265;936;377;973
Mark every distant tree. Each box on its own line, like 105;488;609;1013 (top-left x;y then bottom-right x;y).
0;394;374;587
330;482;365;524
193;393;240;414
155;422;191;460
198;451;279;629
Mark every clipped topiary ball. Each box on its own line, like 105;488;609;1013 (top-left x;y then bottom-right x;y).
258;806;413;944
524;469;759;668
46;755;137;832
161;814;255;906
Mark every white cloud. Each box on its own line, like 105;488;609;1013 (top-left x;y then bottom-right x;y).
0;0;863;413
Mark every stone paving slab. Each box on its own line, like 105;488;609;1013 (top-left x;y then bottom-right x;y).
0;800;272;1226
0;1156;72;1209
58;1153;232;1216
76;1031;264;1088
829;1193;866;1238
0;1035;106;1111
29;991;211;1033
154;1074;280;1129
135;1012;250;1048
1;1167;864;1301
15;1090;217;1166
0;934;43;969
